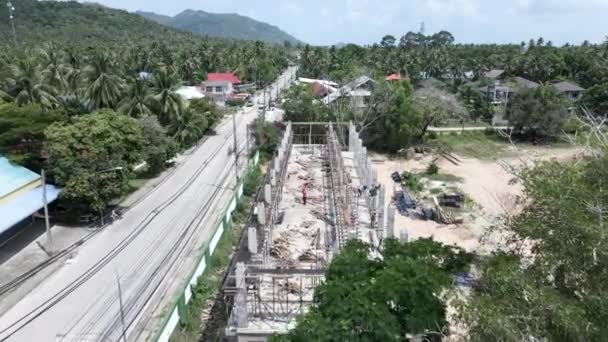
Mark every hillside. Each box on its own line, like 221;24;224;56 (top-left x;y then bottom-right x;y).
137;9;300;45
0;0;200;46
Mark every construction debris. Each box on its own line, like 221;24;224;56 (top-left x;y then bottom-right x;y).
298;249;318;262
279;281;302;295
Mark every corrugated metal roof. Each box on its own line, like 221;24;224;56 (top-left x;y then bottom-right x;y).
484;69;505;79
322;76;375;105
552;81;585;92
0;157;40;199
0;184;60;234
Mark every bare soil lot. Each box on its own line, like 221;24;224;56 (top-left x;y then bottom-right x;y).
373;144;583;253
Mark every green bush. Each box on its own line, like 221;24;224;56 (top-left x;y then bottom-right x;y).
401;172;423;193
243;166;263;197
226;97;246;107
426;161;439;175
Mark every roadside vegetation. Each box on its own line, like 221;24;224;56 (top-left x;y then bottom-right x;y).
0;27;289;216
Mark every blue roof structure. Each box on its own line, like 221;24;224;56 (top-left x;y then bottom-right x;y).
0;157;40;198
0;185;60;234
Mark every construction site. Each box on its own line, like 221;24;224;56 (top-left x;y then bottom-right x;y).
223;122;386;341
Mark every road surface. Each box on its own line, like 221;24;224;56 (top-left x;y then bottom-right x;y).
0;66;297;342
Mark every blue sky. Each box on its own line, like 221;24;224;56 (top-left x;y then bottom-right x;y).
90;0;608;46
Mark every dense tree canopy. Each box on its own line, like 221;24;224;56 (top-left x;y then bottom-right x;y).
44;110;145;212
506;86;569;138
463;151;608;341
283;84;330;122
0;103;65;171
272;238;472;342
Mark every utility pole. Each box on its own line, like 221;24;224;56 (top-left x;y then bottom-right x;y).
262;85;266;120
245;124;250;161
41;169;52;252
6;1;16;46
226;89;239;183
116;272;128;342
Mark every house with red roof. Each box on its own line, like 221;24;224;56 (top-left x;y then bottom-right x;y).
385;73;402;82
202;72;242;97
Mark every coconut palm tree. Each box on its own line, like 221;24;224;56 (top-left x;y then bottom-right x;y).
148;67;184;126
0;89;13;103
84;52;125;110
8;58;57;109
118;78;152;117
170;109;208;147
63;48;84;96
40;46;68;94
177;50;198;86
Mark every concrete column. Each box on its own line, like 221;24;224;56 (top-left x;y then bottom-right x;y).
270;169;277;186
257;202;266;225
277;147;284;165
386;206;395;238
235;262;248;327
248;227;258;254
264;184;271;204
372;168;378;186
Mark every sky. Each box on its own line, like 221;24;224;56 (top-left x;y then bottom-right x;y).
88;0;608;46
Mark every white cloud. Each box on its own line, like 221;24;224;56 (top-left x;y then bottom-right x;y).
320;7;330;17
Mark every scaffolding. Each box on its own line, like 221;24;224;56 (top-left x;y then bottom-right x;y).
225;122;382;342
326;122;354;249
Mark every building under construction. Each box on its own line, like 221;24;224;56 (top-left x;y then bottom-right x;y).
224;122;386;341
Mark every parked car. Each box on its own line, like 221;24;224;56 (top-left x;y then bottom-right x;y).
245;100;254;107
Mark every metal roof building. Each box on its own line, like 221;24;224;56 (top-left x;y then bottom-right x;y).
0;157;60;234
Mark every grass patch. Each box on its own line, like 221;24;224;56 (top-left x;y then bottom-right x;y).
429;187;443;195
427;131;508;159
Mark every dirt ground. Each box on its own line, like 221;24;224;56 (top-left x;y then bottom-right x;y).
372;145;584;253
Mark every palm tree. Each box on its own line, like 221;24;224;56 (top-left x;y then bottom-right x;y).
177;51;198;86
40;46;67;94
64;48;84;96
118;78;152;117
84;52;125;110
8;58;57;109
148;67;184;126
0;89;13;104
170;109;208;147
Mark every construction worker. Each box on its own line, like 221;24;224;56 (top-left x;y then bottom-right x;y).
302;183;308;205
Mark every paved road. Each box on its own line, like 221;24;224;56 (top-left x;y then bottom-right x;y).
0;67;297;342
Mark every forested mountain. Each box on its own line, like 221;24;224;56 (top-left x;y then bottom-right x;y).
0;0;199;46
137;9;300;45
